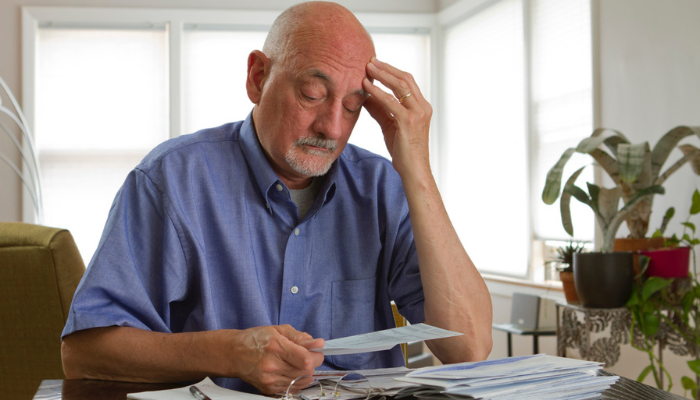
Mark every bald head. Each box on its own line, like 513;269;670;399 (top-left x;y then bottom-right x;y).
263;2;375;67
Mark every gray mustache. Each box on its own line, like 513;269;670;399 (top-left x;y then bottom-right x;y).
296;137;338;151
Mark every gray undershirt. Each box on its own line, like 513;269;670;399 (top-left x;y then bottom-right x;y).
290;177;323;219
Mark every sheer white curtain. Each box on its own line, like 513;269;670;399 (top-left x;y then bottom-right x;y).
36;28;168;263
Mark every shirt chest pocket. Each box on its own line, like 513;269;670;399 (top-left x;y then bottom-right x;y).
330;276;379;369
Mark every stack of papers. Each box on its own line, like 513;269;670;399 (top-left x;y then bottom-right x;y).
395;354;618;400
128;355;618;400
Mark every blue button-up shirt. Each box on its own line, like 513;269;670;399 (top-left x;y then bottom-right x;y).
62;112;425;392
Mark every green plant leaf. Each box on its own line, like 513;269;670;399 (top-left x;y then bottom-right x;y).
542;148;576;205
638;255;651;277
620;185;665;213
652;229;663;238
665;207;676;220
679;144;700;175
642;277;673;301
559;167;586;236
681;222;696;234
692;189;700;215
576;136;605;153
589;148;621;185
618;143;649;183
642;312;660;336
651;126;700;181
627;290;639;306
637;365;654;382
688;359;700;375
683;291;694;314
603;135;629;158
565;183;592;205
597;186;622;226
657;207;675;235
682;376;697;390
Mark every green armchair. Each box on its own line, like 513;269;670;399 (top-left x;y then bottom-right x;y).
0;222;85;399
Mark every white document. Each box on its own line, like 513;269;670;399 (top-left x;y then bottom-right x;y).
127;377;268;400
312;323;462;355
312;366;411;378
407;354;601;380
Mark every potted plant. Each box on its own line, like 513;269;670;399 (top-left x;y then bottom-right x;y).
542;126;700;308
641;206;692;279
626;189;700;398
554;241;586;303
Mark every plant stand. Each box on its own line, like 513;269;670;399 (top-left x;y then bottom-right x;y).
556;302;698;389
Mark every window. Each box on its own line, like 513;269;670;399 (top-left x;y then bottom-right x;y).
35;27;168;261
25;4;592;279
440;0;593;277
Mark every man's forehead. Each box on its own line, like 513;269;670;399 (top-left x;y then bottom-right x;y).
301;67;369;97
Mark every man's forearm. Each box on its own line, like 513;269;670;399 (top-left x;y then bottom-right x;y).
401;169;493;363
61;326;229;382
61;325;325;394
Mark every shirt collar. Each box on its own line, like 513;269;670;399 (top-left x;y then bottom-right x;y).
239;111;338;213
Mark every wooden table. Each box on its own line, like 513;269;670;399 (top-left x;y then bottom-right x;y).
33;372;686;400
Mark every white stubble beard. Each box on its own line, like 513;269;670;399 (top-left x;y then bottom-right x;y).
285;136;338;177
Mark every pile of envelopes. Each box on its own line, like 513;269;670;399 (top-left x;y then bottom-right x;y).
300;354;618;400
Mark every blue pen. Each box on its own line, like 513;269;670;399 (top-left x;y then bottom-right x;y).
189;385;213;400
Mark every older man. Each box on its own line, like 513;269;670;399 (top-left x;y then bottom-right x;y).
61;1;492;395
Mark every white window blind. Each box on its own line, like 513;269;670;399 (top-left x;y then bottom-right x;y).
182;29;268;134
442;0;530;276
529;0;594;242
35;27;168;263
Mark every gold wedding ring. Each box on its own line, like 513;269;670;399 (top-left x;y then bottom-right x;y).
399;92;412;103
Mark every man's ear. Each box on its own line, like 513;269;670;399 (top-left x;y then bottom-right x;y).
246;50;269;104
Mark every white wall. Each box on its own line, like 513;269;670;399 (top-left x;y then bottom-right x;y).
0;0;439;222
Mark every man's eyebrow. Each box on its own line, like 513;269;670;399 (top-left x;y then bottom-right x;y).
305;68;369;98
307;68;331;82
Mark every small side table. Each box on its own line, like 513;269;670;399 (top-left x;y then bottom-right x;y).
492;323;557;357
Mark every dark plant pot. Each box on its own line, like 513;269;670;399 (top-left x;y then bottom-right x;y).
640;247;691;278
573;252;634;308
559;271;579;304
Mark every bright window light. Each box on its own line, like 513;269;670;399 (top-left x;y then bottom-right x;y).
442;0;530;277
35;28;168;263
530;0;594;242
182;29;267;134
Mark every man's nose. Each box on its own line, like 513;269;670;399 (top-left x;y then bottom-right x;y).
314;100;344;140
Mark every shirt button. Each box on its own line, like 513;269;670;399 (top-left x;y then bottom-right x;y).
276;183;283;192
291;286;299;294
294;228;300;236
